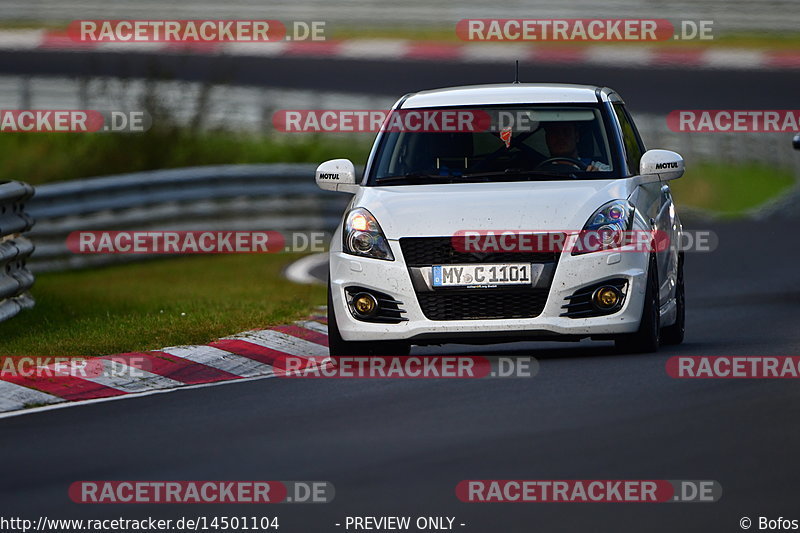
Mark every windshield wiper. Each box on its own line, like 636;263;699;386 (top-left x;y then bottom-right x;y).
460;169;578;180
374;171;461;184
375;168;578;184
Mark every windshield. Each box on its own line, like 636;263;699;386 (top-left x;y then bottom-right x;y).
367;104;617;185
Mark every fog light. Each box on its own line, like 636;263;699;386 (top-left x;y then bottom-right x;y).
592;286;621;310
352;293;378;317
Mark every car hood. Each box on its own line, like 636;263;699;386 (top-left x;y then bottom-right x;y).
354;179;636;239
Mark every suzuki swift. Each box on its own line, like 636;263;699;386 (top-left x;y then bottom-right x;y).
316;83;685;356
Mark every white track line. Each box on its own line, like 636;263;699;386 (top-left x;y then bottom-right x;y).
461;43;533;62
96;41;168;52
0;30;45;50
584;46;653;66
284;253;327;285
704;49;766;69
0;372;281;421
221;41;289;56
337;39;409;60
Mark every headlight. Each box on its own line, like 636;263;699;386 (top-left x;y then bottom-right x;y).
573;200;635;255
343;208;394;260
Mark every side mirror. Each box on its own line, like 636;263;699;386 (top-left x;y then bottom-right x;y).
639;149;684;181
793;134;800;150
315;159;359;193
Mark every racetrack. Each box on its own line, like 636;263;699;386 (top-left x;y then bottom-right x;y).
1;50;799;113
2;216;799;531
2;42;800;531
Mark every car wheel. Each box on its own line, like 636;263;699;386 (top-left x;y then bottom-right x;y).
661;253;685;345
327;280;411;357
615;254;660;354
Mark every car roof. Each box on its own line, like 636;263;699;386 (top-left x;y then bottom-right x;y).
399;83;617;109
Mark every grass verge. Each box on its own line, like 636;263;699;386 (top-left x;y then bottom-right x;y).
8;129;794;215
0;253;326;357
671;161;795;217
1;131;372;185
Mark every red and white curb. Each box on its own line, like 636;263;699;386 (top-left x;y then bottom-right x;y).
0;30;798;70
0;314;329;416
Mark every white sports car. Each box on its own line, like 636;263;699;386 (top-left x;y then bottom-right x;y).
316;83;685;355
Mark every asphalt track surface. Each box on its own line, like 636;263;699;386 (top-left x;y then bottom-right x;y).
1;49;800;113
2;214;800;531
2;50;800;531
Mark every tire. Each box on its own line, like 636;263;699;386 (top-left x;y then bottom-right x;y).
327;281;411;357
661;253;685;345
615;254;660;354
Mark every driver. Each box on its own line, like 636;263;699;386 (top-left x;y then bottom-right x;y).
544;122;611;171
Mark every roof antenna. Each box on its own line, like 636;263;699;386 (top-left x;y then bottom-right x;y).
513;60;521;84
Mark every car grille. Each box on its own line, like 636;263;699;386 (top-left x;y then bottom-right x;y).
399;237;558;267
416;289;549;320
399;237;558;321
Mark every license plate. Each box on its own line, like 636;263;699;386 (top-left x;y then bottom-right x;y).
432;263;540;288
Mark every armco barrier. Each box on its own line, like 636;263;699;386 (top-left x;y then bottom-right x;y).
26;164;351;272
0;181;35;322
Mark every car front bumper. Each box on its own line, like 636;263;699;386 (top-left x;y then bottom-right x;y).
330;240;648;343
